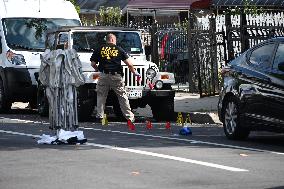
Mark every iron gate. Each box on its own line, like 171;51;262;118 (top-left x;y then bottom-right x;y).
191;29;220;97
147;22;221;96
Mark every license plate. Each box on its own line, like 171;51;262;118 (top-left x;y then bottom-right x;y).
126;87;142;99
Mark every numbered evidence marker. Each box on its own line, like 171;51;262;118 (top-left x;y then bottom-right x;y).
176;112;184;126
165;121;171;130
184;113;192;125
102;114;108;126
146;120;153;129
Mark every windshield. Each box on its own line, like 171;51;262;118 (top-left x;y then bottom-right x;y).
2;18;80;51
72;31;143;54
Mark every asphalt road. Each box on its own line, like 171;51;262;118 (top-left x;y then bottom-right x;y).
1;109;284;189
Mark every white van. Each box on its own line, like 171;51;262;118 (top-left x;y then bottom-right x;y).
0;0;81;112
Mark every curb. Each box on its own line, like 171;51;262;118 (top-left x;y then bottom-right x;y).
174;111;221;124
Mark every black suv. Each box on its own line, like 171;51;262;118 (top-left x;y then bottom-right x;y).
218;38;284;140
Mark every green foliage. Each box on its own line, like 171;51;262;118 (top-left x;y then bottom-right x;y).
80;6;123;26
81;16;97;26
68;0;80;14
225;0;264;16
99;6;122;26
174;20;189;31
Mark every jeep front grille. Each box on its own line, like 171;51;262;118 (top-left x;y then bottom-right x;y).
123;66;146;87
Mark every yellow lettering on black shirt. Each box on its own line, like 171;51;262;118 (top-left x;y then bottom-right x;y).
101;47;119;60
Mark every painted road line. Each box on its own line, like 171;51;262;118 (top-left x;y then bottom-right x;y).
0;117;49;124
0;129;41;138
0;129;248;172
81;127;284;155
86;142;248;172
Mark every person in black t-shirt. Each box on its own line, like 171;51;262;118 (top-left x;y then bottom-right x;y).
90;33;141;123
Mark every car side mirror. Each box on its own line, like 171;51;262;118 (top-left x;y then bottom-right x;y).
278;62;284;72
145;45;151;56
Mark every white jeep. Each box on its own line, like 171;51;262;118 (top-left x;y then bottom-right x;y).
38;26;175;121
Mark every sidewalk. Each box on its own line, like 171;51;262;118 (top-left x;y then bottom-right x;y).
135;92;221;124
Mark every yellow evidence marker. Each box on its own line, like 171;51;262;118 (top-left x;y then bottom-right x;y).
176;112;184;126
184;113;192;127
102;114;108;126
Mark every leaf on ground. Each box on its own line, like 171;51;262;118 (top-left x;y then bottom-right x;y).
131;171;140;175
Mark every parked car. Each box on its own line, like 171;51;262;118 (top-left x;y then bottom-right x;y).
218;38;284;140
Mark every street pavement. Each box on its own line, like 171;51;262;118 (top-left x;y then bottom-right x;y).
1;95;284;189
1;114;284;189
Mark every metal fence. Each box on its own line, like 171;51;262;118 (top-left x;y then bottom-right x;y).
88;10;284;96
216;12;284;64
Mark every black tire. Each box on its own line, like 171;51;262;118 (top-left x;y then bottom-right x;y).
0;78;11;113
222;96;250;140
150;96;174;121
29;99;38;109
37;84;49;117
77;98;95;121
77;87;95;122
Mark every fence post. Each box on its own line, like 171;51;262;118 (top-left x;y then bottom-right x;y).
187;11;195;92
150;21;159;66
225;14;234;63
209;15;218;95
240;12;249;53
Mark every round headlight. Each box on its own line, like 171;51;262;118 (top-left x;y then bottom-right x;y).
155;80;163;89
146;68;156;79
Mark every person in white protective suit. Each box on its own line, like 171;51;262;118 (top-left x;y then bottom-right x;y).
39;48;84;131
90;33;141;123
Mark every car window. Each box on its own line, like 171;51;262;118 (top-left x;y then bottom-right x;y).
72;31;143;53
58;33;68;44
273;43;284;71
249;43;275;69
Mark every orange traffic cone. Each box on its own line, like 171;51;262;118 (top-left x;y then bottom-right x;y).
127;120;135;131
165;121;171;130
146;120;153;130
